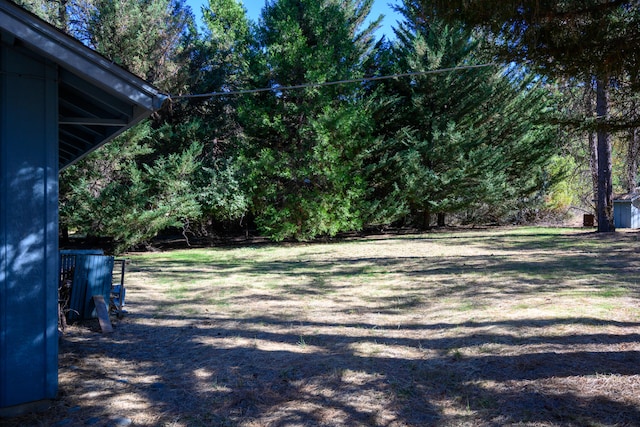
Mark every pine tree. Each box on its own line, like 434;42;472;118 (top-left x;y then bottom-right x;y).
365;1;560;226
238;0;381;240
61;123;203;252
83;0;192;91
56;0;199;251
425;0;640;231
190;0;252;230
13;0;69;28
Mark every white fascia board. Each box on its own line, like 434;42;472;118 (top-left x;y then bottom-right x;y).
0;0;167;111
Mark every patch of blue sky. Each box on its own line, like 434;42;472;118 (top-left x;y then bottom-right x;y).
184;0;401;40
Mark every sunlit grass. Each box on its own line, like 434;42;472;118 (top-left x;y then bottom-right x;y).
127;227;640;324
102;226;640;426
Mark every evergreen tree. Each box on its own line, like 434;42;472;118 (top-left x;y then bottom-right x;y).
608;79;640;193
61;123;203;252
56;0;199;251
365;1;560;226
424;0;640;231
83;0;192;91
189;0;252;232
238;0;380;240
13;0;69;28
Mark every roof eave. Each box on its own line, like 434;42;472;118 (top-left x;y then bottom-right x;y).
0;2;166;110
58;107;152;170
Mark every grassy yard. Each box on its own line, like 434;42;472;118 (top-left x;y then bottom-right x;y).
9;227;640;426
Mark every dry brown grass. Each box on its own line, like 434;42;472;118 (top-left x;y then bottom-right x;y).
5;227;640;426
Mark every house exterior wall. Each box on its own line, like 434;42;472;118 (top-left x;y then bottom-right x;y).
614;201;630;228
613;200;640;229
630;200;640;228
633;205;640;229
0;39;59;408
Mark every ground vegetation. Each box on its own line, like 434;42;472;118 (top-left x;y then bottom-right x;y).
13;0;640;249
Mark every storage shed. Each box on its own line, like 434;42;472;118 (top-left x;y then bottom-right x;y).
0;0;164;413
613;192;640;229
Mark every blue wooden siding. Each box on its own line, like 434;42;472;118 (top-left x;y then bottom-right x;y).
614;200;640;229
0;40;59;408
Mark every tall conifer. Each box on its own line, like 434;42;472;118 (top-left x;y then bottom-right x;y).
365;1;559;226
425;0;640;230
239;0;380;240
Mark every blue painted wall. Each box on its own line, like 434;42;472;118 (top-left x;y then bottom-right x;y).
614;200;640;229
0;39;59;408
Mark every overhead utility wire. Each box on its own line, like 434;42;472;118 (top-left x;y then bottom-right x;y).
169;63;496;100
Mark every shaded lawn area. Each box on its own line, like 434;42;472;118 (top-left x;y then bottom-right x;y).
8;227;640;426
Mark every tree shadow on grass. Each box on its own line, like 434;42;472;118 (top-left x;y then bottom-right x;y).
136;253;640;317
7;229;640;426
132;227;640;300
8;309;635;427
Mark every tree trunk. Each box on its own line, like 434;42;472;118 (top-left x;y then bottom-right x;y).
437;212;445;227
423;207;431;229
584;79;598;214
57;0;68;29
60;224;70;246
626;127;639;193
596;78;615;232
588;131;598;211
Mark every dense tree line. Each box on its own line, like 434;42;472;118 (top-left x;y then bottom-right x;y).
14;0;639;251
426;0;640;231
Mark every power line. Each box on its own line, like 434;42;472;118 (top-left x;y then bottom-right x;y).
169;63;496;100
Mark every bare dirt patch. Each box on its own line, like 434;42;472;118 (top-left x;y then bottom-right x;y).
6;227;640;426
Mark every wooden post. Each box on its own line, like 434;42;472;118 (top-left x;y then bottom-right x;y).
92;295;113;333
